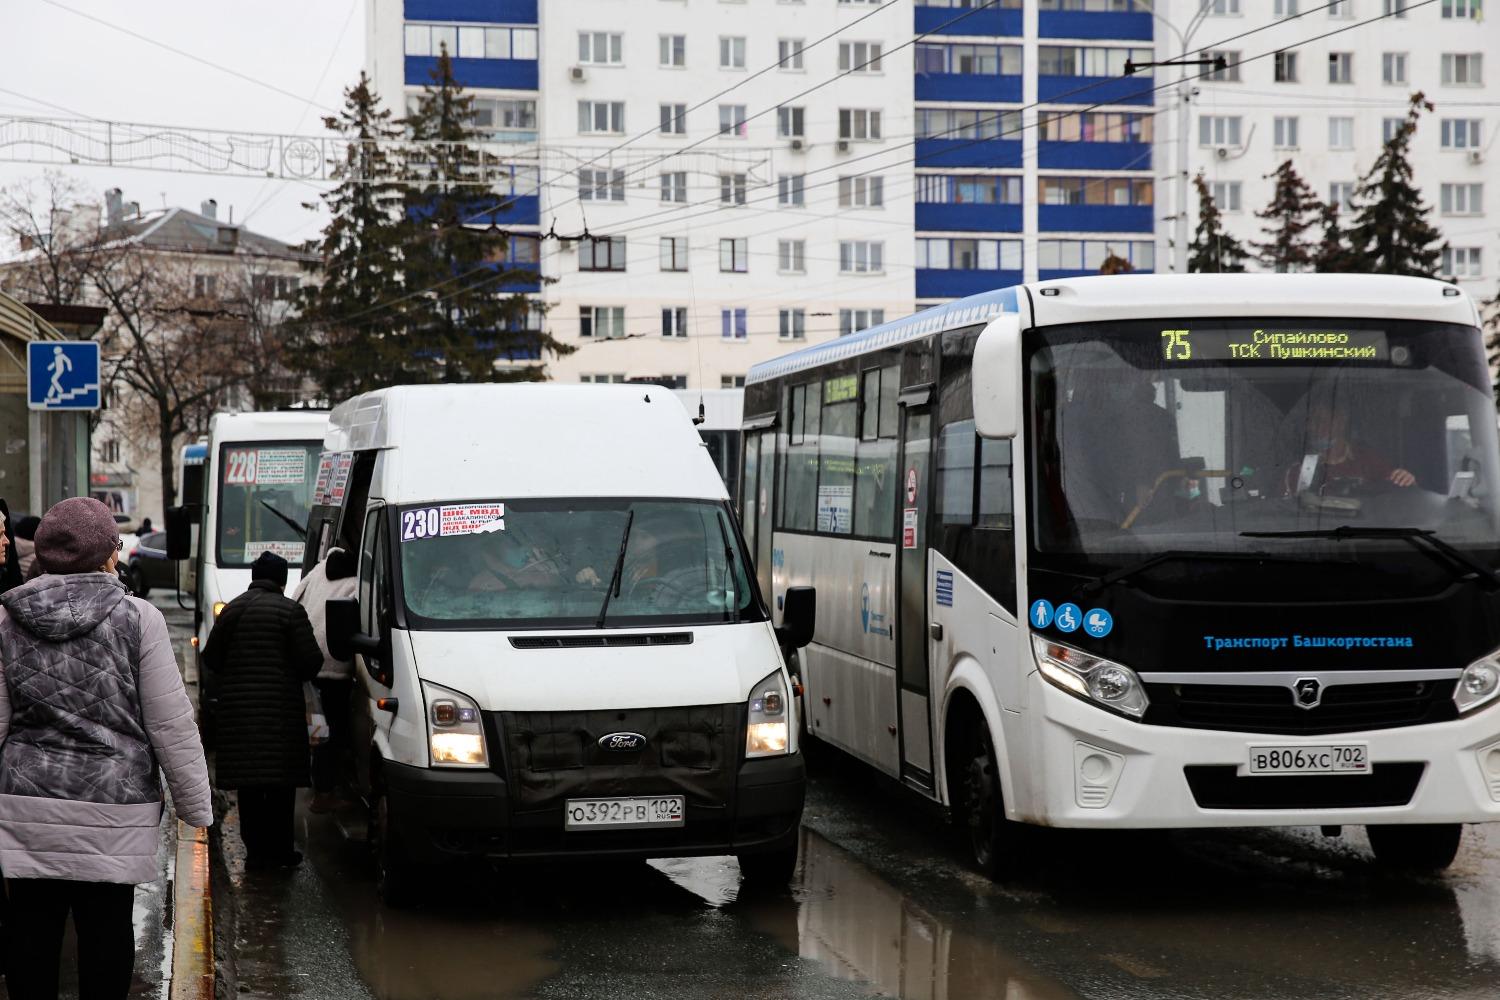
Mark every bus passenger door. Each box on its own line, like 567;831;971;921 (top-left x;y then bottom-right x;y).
897;403;934;786
740;430;775;601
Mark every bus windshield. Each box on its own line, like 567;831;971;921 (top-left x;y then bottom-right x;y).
215;441;321;568
1028;318;1500;574
396;498;762;629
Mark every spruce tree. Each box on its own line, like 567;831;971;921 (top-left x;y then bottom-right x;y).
402;47;566;382
1312;202;1361;273
289;73;412;401
1187;173;1249;273
1346;93;1443;277
1253;160;1321;272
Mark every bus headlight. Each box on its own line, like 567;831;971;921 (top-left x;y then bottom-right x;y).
423;681;487;767
746;670;791;758
1455;652;1500;714
1032;635;1149;719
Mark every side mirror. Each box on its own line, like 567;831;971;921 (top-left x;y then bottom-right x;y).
165;506;194;561
972;313;1022;440
325;598;360;661
776;586;816;650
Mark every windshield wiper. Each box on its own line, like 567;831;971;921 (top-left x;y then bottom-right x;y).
257;499;307;539
595;509;635;629
1076;550;1311;598
715;510;740;623
1241;526;1500;588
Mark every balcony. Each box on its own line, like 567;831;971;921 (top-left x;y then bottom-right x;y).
916;268;1023;300
1038;10;1153;41
406;56;537;91
1038;204;1154;233
914;73;1023;103
1037;74;1153;107
1038;140;1151;171
497;261;542;294
1039;267;1153;282
915;138;1021;169
916;203;1022;233
914;6;1021;38
405;0;536;23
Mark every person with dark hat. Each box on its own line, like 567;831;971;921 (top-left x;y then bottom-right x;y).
203;551;323;869
0;496;211;999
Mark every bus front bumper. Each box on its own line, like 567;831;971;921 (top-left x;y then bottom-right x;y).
1017;673;1500;828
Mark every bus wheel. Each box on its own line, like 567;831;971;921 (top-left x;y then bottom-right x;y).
962;726;1020;880
372;791;420;907
1367;823;1463;872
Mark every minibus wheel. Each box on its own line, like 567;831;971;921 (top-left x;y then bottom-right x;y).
962;726;1021;880
372;791;420;907
1366;823;1463;872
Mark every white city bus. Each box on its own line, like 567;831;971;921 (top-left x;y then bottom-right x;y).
743;274;1500;875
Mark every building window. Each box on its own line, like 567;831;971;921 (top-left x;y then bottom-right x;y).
720;237;749;273
579;101;625;134
660;236;689;271
1442;247;1483;278
662;307;689;338
1274;0;1298;15
404;23;538;60
101;439;120;464
1383;52;1408;84
1442;118;1483;149
579;236;626;272
719;104;748;137
839;241;884;274
1274;50;1298;82
1204;50;1240;81
1039;176;1153;206
1382;117;1405;143
661;171;687;203
1328;0;1351;14
915;43;1021;75
660;104;686;135
779;38;805;69
1198;115;1242;147
719;173;747;205
1209;180;1242;212
1036;111;1152;143
839;175;885;207
1329;181;1356;211
840;41;885;72
916;174;1021;204
778;239;805;273
721;308;748;339
719;36;746;69
655;375;689;390
839;309;885;337
1441;183;1483;215
920;107;1022;140
193;274;217;298
777;106;806;139
1273;115;1299;148
722;375;747;389
581;374;627;384
839;109;883;140
1442;53;1484;85
1038;45;1154;77
1443;0;1481;17
779;308;806;340
1200;0;1240;12
1328;52;1353;84
916;238;1022;271
578;32;623;65
578;168;624;201
660;34;685;67
1383;0;1408;14
1328;117;1355;150
778;174;805;207
580;306;626;339
1037;239;1154;271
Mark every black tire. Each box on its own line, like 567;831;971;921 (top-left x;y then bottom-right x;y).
960;723;1023;880
1367;823;1463;872
372;791;421;907
738;842;798;890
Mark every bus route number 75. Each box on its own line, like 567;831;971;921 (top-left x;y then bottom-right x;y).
1162;329;1192;361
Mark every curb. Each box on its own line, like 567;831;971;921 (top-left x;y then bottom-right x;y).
169;820;214;1000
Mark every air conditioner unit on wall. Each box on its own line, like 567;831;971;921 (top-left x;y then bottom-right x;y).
1468;149;1485;165
1215;146;1230;160
836;139;850;153
790;138;805;151
570;66;586;82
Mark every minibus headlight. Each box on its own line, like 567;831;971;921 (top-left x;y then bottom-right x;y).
423;681;487;767
1031;635;1149;719
746;670;791;758
1455;652;1500;714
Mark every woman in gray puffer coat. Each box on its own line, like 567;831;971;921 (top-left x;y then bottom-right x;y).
0;497;211;1000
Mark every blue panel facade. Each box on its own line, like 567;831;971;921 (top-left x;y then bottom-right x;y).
404;0;537;23
471;194;540;227
915;138;1022;169
916;203;1022;233
405;55;538;91
914;74;1023;103
1037;74;1153;107
1038;205;1154;233
916;269;1024;300
913;7;1021;38
1037;141;1151;171
499;263;542;294
1038;11;1153;40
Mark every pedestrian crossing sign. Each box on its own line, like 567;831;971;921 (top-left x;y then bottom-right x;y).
27;341;101;411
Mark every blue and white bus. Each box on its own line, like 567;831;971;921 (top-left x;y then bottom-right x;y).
744;274;1500;875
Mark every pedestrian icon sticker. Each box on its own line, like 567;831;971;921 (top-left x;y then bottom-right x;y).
27;341;101;411
1083;608;1114;638
1029;599;1054;629
1054;603;1082;634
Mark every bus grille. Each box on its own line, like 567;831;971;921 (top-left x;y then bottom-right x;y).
1143;679;1457;735
1184;763;1426;809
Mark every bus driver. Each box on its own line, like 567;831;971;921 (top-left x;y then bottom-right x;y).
1284;398;1417;495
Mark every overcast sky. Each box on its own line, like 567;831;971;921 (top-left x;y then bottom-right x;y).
1;0;367;244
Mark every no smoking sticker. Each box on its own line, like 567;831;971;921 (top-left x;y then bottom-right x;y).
906;468;918;505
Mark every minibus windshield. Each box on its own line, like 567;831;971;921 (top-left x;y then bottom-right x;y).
1028;318;1500;580
396;498;763;629
215;441;320;568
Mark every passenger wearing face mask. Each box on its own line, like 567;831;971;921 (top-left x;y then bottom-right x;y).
1283;399;1417;495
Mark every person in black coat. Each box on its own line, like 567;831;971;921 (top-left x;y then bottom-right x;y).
204;552;323;869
